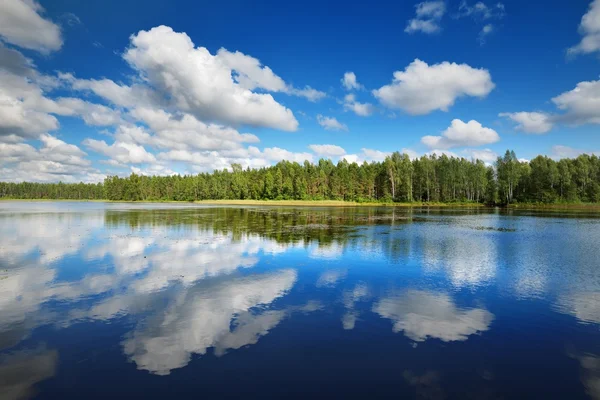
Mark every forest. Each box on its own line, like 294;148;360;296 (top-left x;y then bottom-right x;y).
1;150;599;205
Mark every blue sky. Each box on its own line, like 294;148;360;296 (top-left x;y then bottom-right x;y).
1;0;599;182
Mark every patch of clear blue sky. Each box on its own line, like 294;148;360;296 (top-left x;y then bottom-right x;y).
35;0;599;164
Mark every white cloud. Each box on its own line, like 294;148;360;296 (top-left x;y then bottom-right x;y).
551;145;600;159
405;1;446;34
261;147;314;164
157;145;313;172
421;119;500;149
425;149;460;158
0;93;59;138
309;144;346;157
568;0;600;56
551;79;600;125
216;48;326;102
374;290;494;342
462;148;498;163
373;59;494;115
123;26;301;131
503;78;600;133
500;112;554;134
317;114;348;131
343;94;374;117
83;138;156;164
130;164;178;177
53;98;123;126
342;147;400;164
0;0;62;53
361;148;390;161
456;2;505;44
457;1;506;20
288;86;327;102
478;23;494;44
128;108;259;151
341;72;363;90
216;48;287;92
0;133;99;183
0;43;36;77
0;53;125;143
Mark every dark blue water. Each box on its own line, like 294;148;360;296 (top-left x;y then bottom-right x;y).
1;202;599;399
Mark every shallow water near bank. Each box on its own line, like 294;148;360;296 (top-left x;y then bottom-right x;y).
1;201;600;399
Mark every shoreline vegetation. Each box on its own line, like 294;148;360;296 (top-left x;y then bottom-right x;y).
1;150;600;206
2;198;600;210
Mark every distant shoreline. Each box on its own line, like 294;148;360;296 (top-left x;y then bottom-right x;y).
0;198;487;207
2;198;600;210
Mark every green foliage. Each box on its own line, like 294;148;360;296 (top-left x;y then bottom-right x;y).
2;151;600;205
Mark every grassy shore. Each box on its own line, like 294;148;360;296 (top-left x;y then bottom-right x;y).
508;203;600;210
0;198;485;207
193;199;487;207
3;198;600;209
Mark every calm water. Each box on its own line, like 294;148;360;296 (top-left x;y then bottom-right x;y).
1;202;600;399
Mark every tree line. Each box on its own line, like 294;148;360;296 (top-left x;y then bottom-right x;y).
1;150;599;204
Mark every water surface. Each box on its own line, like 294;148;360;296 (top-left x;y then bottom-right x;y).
1;202;600;399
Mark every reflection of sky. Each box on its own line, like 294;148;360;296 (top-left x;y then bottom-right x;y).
374;290;494;342
1;204;600;396
122;270;297;375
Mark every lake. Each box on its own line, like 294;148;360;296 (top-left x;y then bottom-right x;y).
1;202;599;399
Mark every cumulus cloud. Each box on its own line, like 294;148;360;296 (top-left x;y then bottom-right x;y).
123;26;299;131
0;47;124;146
0;0;62;53
83;137;156;164
216;48;326;101
462;148;498;163
317;114;348;131
308;144;347;157
128;108;259;152
0;134;100;183
373;290;494;342
499;112;554;134
503;78;600;133
421;119;500;149
373;59;494;115
0;23;333;180
405;1;446;34
341;72;363;90
551;79;600;125
156;145;313;172
341;148;406;164
361;148;394;161
568;0;600;56
216;48;288;92
0;43;36;77
343;94;374;117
